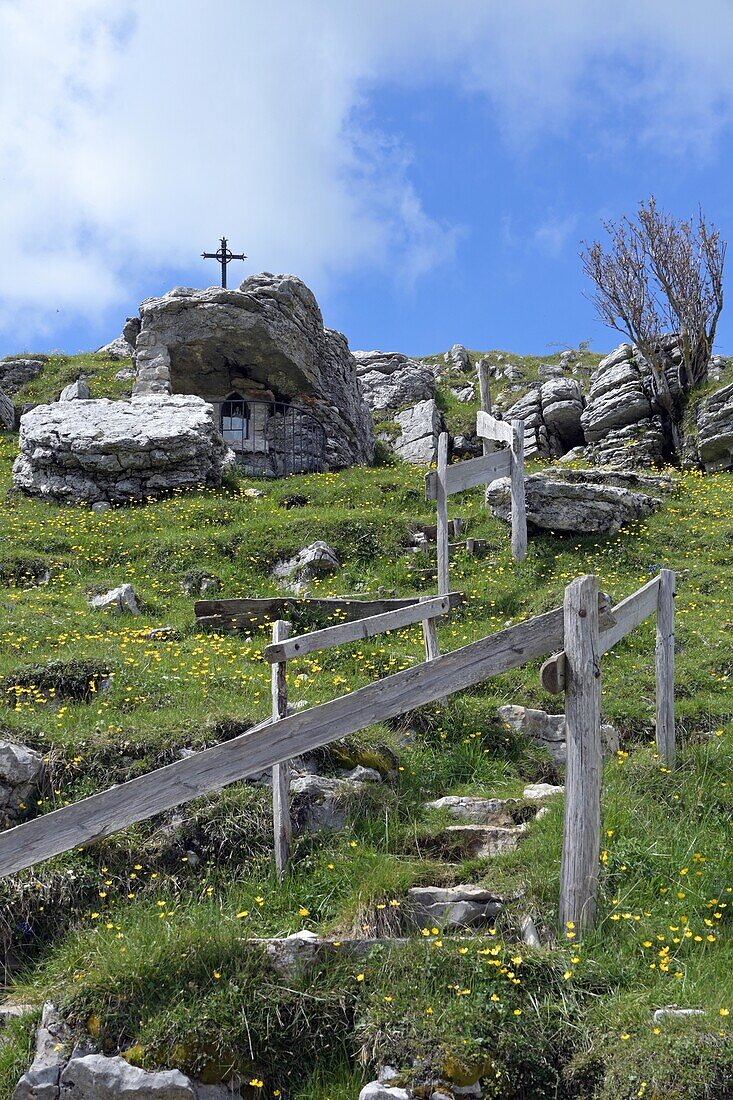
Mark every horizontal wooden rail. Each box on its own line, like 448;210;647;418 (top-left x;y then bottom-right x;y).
195;595;446;632
540;576;662;694
476;409;514;444
0;604;566;878
264;594;454;664
425;451;511;501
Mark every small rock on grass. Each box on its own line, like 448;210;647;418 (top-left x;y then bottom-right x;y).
88;584;141;615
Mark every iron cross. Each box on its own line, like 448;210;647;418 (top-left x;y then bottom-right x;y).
201;236;246;288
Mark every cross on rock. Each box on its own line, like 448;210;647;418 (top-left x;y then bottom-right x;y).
201;236;246;289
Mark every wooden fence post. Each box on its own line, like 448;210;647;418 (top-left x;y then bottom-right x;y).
271;619;292;876
419;596;440;661
655;568;676;769
510;419;527;563
559;575;602;934
436;432;450;596
477;360;494;456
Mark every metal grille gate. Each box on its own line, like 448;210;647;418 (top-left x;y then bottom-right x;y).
219;398;328;477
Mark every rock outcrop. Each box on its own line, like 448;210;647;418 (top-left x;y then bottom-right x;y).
392;399;443;464
13;395;233;505
443;344;470;372
131;274;374;469
504;379;584;459
97;318;140;360
486;473;661;534
0;356;49;396
697;381;733;470
271;542;341;586
353;351;435;411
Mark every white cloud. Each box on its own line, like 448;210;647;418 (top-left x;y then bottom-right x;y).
1;0;733;342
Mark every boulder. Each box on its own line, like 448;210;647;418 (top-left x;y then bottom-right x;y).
353;350;435;411
60;1055;195;1100
523;783;564;800
406;884;504;929
697;381;733;470
97;318;140;360
540;378;584;448
132;274;375;469
12;395;233;505
504;388;548;459
290;774;352;833
0;740;46;823
0;388;16;430
392;399;443;464
59;380;90;402
272;542;340;584
0;356;49;396
498;705;619;766
88;584;141;615
486;473;661;534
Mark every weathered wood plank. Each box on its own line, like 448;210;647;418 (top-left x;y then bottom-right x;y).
476;409;514;444
510;420;527;563
598;575;661;654
411;518;465;542
263;596;452;664
196;595;438;631
436;432;450;597
540;652;566;695
271;620;292;877
477;359;493;459
0;602;565;878
443;451;512;496
559;575;602;934
420;596;440;661
655;569;676;769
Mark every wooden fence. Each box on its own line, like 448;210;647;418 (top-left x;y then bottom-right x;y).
263;592;457;874
425;413;526;596
0;572;674;937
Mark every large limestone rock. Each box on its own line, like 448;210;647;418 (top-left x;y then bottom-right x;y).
486;473;661;534
0;356;49;396
392;399;443;464
97;318;140;360
504;379;584;459
697;381;733;470
353;350;435;411
131;273;374;469
13;395;233;505
443;343;470;371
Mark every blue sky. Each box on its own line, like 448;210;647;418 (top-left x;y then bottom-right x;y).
1;0;732;360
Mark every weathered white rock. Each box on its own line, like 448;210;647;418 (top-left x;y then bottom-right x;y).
359;1083;409;1100
59;380;90;402
60;1055;195;1100
406;884;504;929
272;542;340;584
697;381;733;470
133;274;374;469
441;823;526;857
541;378;584;449
353;350;435;411
89;584;141;615
393;399;443;464
652;1007;705;1022
486;474;660;534
290;774;353;832
523;783;564;801
499;705;618;765
13;395;233;505
424;796;516;825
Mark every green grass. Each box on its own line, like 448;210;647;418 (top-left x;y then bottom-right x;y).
0;351;731;1098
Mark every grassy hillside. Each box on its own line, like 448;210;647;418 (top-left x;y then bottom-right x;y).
0;354;731;1099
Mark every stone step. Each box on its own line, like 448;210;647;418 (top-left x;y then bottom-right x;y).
405;884;506;930
423;795;521;826
439;823;527;859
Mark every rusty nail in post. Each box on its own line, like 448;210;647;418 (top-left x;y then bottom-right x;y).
579;608;587;618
